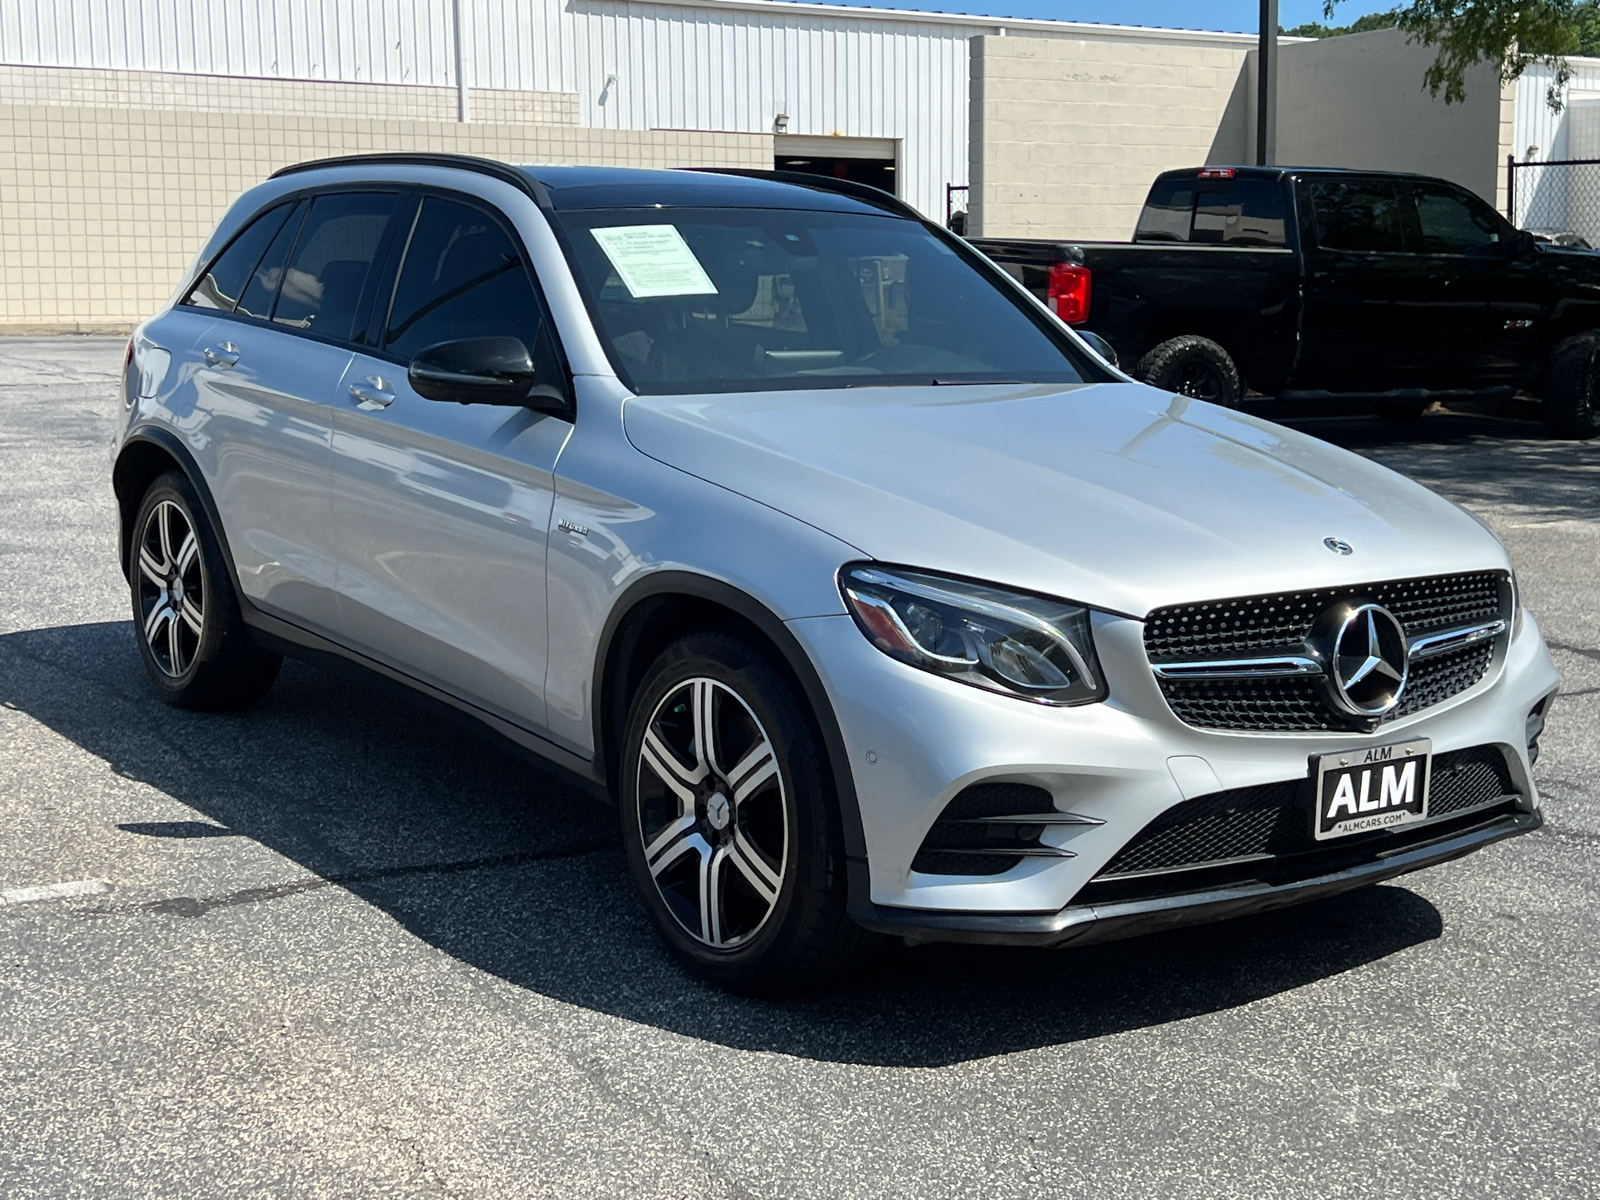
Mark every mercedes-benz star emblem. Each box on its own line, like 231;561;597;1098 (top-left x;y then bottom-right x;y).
1329;603;1409;717
1324;537;1354;555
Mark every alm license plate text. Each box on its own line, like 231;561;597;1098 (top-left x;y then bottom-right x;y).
1313;738;1432;841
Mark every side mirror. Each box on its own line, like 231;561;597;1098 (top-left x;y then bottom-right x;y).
1077;329;1120;369
409;337;560;408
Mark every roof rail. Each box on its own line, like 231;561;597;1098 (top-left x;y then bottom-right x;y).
682;167;926;221
269;152;550;207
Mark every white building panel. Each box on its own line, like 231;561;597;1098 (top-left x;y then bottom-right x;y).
0;0;1256;218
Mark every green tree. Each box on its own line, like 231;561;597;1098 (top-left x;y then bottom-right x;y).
1320;2;1600;109
1283;13;1399;37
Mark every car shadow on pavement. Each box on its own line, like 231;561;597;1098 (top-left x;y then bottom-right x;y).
3;620;1445;1068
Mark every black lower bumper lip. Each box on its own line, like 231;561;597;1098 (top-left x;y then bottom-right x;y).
854;808;1541;948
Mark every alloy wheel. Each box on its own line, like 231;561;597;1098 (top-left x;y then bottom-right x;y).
1171;359;1224;401
634;677;788;949
136;499;205;677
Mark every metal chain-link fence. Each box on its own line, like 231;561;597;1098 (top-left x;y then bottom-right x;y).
1508;157;1600;246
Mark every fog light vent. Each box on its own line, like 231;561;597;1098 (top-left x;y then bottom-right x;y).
910;782;1095;877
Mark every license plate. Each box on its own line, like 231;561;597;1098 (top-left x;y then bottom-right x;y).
1313;738;1432;840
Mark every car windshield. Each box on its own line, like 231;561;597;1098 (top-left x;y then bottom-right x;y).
554;206;1093;394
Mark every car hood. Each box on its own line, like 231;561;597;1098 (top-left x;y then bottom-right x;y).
622;382;1508;617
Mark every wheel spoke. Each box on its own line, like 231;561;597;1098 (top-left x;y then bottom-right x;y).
137;545;167;586
729;829;780;904
174;529;199;575
144;600;173;645
179;596;204;636
702;844;729;945
642;729;705;802
728;742;777;805
167;610;188;674
156;503;176;567
645;813;697;873
691;679;718;776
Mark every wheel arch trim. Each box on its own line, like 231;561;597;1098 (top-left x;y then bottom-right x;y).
592;570;869;868
113;428;246;600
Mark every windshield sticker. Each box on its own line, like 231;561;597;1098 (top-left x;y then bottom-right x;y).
590;225;718;298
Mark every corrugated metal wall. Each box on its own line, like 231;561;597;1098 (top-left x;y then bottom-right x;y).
1511;61;1600;235
0;0;983;218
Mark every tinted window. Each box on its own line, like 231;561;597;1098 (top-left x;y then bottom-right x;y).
1308;180;1404;252
556;207;1090;394
1135;178;1195;242
1410;185;1503;254
183;202;294;311
384;197;544;361
271;192;398;338
235;200;307;320
1192;180;1286;246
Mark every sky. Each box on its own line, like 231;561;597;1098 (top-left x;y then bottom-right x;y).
797;0;1401;35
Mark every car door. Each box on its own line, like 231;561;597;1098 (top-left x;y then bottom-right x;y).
1397;181;1543;387
329;191;573;731
1294;177;1419;390
184;189;404;635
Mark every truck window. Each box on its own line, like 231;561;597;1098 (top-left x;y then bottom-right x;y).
1306;180;1403;253
1408;184;1503;255
1134;179;1195;242
1192;181;1286;247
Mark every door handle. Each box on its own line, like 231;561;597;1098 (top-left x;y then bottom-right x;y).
203;342;239;369
349;376;395;410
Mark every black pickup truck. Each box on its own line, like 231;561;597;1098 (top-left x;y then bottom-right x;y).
971;165;1600;438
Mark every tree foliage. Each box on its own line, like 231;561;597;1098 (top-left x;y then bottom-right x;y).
1283;13;1398;38
1321;1;1600;110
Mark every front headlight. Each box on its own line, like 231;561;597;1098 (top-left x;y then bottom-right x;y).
838;564;1106;706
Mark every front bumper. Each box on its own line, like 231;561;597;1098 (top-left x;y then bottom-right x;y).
852;806;1540;947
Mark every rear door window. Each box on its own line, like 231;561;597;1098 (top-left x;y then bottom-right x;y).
183;202;296;311
235;200;307;320
1134;179;1195;242
382;196;546;361
271;192;400;340
1307;180;1404;252
1192;180;1286;246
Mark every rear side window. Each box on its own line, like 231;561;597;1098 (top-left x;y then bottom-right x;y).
1307;180;1404;253
1409;185;1503;254
271;192;399;339
1192;180;1286;246
1134;179;1195;242
183;202;294;311
235;201;307;320
383;196;545;361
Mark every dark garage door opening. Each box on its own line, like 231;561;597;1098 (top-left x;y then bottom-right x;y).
776;155;896;196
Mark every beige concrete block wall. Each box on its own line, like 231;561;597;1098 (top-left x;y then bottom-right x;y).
969;34;1251;239
1275;27;1509;207
0;64;581;126
0;104;769;331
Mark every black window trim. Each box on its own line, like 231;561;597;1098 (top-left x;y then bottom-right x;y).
364;184;576;419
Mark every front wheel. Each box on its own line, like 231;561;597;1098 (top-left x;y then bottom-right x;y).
619;632;873;994
1133;335;1242;407
1542;332;1600;440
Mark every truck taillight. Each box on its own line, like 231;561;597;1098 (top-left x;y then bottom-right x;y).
1197;167;1236;179
1047;263;1091;325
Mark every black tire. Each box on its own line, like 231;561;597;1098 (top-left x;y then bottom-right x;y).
130;471;281;710
1376;399;1429;422
1542;332;1600;440
619;632;875;995
1133;335;1242;407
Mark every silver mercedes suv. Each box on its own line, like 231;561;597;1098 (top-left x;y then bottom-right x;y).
114;154;1559;993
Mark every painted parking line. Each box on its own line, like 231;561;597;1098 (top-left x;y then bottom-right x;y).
0;879;110;907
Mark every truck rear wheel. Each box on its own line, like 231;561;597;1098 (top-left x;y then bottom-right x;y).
1134;336;1242;408
1542;333;1600;440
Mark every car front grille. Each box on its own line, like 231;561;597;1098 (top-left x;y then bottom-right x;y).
1145;571;1507;732
1091;743;1516;883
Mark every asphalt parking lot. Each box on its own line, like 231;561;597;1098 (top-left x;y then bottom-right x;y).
1;336;1596;1199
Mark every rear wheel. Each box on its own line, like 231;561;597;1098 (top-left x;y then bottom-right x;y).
1134;335;1242;407
1542;332;1600;440
619;632;873;995
130;471;281;709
